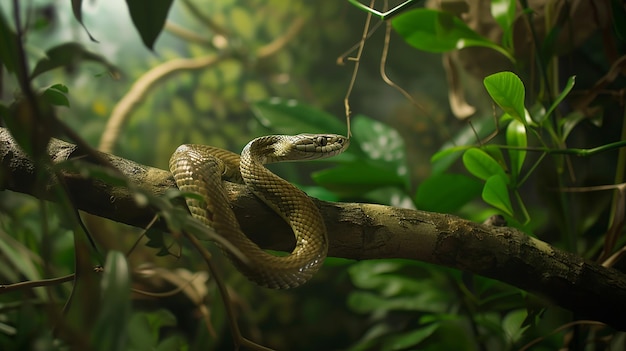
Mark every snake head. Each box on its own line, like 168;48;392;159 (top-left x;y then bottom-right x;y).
243;134;349;164
289;133;349;160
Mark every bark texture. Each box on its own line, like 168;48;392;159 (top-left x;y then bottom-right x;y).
1;127;625;330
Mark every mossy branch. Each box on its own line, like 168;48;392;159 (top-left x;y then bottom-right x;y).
2;127;626;330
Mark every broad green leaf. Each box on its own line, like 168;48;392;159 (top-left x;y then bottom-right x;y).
71;0;97;41
0;231;43;300
526;101;546;124
128;310;178;349
559;110;585;139
383;324;440;351
364;187;415;209
544;75;576;121
42;84;70;107
506;119;527;182
462;148;508;182
352;115;410;188
128;313;158;349
312;162;405;196
349;260;407;291
125;0;174;50
482;144;508;169
482;174;513;216
30;43;119;79
431;145;468;166
93;251;131;351
0;10;20;74
491;0;516;49
415;173;482;213
348;290;447;314
392;9;513;61
502;309;529;343
431;115;498;174
252;98;347;135
484;71;526;122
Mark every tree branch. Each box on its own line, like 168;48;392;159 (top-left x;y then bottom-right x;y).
1;127;626;330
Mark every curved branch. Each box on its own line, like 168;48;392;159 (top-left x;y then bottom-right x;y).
98;54;227;153
2;128;626;330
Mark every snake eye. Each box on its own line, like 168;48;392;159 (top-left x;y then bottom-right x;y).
317;136;327;146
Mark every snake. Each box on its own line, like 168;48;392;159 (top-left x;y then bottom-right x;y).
169;134;349;289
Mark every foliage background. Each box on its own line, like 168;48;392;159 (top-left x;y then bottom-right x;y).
1;0;625;350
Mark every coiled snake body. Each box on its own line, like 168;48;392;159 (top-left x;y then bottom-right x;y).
169;134;349;289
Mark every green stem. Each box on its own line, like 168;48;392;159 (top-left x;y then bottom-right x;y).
494;140;626;156
514;190;531;225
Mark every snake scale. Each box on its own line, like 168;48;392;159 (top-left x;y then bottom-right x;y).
169;134;349;289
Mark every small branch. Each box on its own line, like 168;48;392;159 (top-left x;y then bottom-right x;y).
98;54;227;153
164;21;215;47
180;0;230;37
0;274;75;293
256;17;306;59
99;15;305;154
2;128;626;331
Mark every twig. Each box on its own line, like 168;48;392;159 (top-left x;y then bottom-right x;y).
378;7;426;114
0;274;75;293
343;0;376;139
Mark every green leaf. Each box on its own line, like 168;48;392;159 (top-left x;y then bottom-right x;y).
491;0;516;49
382;324;440;351
506;119;527;182
431;145;468;166
125;0;174;50
483;145;508;169
93;251;131;351
352;115;410;188
559;110;585;139
0;10;20;74
502;309;529;343
482;174;513;216
252;98;347;135
483;71;526;122
431;115;499;174
30;43;119;79
0;231;43;296
348;290;447;314
42;84;70;107
392;9;513;61
364;187;415;209
312;162;406;197
544;75;576;121
415;173;482;213
462;148;508;182
71;0;98;42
